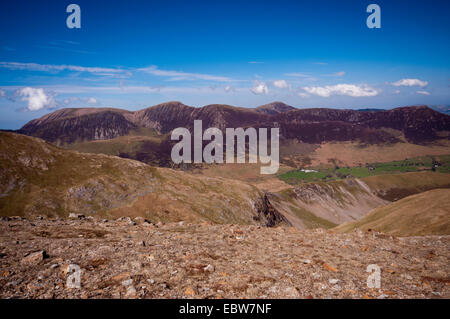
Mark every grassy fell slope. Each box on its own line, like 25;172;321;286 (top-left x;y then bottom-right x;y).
0;132;159;217
270;171;450;227
334;188;450;236
0;132;288;226
363;171;450;201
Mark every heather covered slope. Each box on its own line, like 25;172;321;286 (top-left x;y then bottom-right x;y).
0;132;289;226
19;108;135;145
273;105;450;144
334;188;450;236
14;102;450;176
19;103;450;146
16;103;450;171
255;101;296;115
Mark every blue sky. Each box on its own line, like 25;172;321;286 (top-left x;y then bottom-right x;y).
0;0;449;129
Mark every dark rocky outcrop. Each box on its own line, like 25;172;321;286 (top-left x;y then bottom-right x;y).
254;193;291;227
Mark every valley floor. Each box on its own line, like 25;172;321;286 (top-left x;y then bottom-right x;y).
0;216;448;299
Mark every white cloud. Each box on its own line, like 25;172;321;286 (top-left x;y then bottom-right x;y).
63;98;72;104
60;96;99;106
224;85;235;93
0;89;5;97
0;61;126;75
273;80;288;89
250;81;269;95
285;72;309;77
87;97;98;104
18;87;56;111
331;71;345;77
248;61;264;64
392;78;428;87
298;92;309;98
394;90;401;94
284;72;318;82
27;84;250;96
416;90;430;96
138;66;234;82
302;84;378;97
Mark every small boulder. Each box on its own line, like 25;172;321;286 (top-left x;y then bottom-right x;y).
184;287;196;296
203;264;215;272
122;279;133;287
138;241;146;247
329;278;340;285
69;213;85;219
21;251;48;265
323;263;338;272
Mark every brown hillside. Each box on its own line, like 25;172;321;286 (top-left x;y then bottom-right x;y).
0;132;288;227
334;188;450;236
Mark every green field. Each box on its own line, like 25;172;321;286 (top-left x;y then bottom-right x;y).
279;155;450;184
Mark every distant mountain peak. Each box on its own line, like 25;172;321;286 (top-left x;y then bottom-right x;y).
143;101;192;111
255;102;295;115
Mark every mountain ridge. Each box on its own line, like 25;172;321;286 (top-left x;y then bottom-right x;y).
18;103;450;145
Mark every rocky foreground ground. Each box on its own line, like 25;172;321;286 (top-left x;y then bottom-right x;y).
0;216;448;299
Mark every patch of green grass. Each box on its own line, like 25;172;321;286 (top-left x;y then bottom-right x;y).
279;154;450;184
336;167;372;178
279;170;330;183
288;205;337;229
